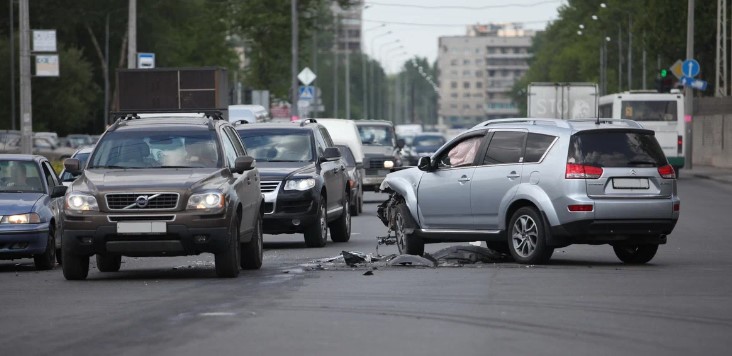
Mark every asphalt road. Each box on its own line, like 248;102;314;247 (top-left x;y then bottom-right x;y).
2;176;732;356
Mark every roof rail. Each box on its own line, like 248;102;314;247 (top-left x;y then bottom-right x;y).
472;118;572;129
232;119;250;126
567;118;644;129
299;118;318;127
110;109;227;120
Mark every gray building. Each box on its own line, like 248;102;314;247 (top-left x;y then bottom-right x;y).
331;1;363;53
437;24;534;128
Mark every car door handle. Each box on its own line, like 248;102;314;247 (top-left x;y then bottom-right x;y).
458;175;471;183
507;171;520;179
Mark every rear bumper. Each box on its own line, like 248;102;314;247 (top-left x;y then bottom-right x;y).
550;219;677;245
0;224;49;259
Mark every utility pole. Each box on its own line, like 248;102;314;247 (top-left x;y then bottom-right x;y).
361;54;367;119
618;25;622;92
18;0;31;154
715;0;727;96
344;20;351;120
9;0;16;130
290;0;299;119
104;13;110;126
627;15;632;90
333;15;339;117
127;0;136;69
311;29;318;118
685;0;694;169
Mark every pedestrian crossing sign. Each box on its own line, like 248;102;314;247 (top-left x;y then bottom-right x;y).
299;86;315;101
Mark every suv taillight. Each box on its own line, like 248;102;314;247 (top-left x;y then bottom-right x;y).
658;164;676;179
565;163;603;179
677;135;683;155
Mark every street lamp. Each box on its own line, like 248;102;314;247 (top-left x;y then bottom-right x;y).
372;38;399;119
367;30;392;119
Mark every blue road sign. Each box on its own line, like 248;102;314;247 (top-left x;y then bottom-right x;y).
298;86;315;101
680;76;707;91
682;59;700;78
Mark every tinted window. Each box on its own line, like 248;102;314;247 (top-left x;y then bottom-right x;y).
412;135;446;147
568;131;667;167
220;133;239;168
336;145;356;166
524;133;556;163
224;127;247;156
61;152;90;182
438;136;483;168
358;125;394;146
238;129;314;162
0;160;44;192
89;129;221;169
621;100;677;122
319;127;335;147
41;162;57;188
483;131;526;164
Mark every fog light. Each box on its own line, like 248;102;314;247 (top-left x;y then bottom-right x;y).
11;242;28;249
194;235;209;243
80;237;93;244
292;219;301;226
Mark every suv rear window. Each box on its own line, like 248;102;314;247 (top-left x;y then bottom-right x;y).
568;130;667;167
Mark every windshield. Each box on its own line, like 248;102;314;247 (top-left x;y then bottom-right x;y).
568;131;667;167
413;135;446;147
358;125;394;146
61;152;91;182
88;129;221;169
238;130;314;162
621;100;678;122
0;160;44;193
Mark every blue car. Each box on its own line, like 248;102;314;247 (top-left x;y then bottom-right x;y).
0;154;67;269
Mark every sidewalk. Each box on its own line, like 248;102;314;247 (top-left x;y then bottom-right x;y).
685;165;732;184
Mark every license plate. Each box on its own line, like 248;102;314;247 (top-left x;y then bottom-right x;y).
117;221;167;234
612;178;650;189
378;170;391;176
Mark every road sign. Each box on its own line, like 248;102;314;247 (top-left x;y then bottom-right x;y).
35;55;59;77
298;86;315;101
32;30;56;52
680;76;708;91
670;60;683;79
137;53;155;69
682;59;700;78
298;67;317;85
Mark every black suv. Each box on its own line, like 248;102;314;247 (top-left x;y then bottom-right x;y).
61;112;262;280
236;119;351;247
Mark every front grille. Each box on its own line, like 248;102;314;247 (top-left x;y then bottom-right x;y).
260;181;281;193
108;215;175;222
368;158;387;169
263;202;275;214
278;201;312;214
106;193;179;210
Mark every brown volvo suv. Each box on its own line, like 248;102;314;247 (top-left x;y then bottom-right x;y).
61;112;262;280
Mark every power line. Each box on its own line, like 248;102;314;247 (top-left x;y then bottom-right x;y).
365;0;561;10
362;19;552;28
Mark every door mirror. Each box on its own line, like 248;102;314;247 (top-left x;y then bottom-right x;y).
396;138;406;149
417;156;432;171
322;147;341;162
63;158;81;175
233;155;256;173
50;185;68;198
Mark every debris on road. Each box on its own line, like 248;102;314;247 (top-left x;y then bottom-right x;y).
363;270;374;276
431;245;510;266
387;254;437;267
342;251;367;266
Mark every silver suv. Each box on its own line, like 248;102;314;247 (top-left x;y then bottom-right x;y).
377;118;680;264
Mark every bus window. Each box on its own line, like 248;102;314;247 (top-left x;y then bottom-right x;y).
599;104;612;117
621;101;677;122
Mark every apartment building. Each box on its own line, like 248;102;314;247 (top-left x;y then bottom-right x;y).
437;23;534;128
331;0;363;52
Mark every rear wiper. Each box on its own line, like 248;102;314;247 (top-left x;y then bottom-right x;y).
627;160;657;167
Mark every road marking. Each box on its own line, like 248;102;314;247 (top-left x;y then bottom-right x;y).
199;312;236;317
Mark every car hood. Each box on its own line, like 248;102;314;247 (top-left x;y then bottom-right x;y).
72;168;227;193
256;162;316;181
363;145;395;157
0;193;44;215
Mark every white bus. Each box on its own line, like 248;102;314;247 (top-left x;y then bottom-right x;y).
598;90;685;173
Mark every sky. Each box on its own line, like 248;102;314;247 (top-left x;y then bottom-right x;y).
360;0;565;73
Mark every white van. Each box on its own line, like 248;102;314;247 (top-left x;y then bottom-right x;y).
314;118;365;164
229;105;270;124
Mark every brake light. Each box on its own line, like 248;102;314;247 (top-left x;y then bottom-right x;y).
673;202;680;212
677;135;683;154
658;164;676;179
568;204;593;212
347;179;355;189
565;163;603;179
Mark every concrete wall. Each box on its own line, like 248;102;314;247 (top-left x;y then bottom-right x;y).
692;97;732;168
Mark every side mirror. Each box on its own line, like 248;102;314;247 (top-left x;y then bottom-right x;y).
233;155;256;173
50;185;68;198
322;147;341;162
417;156;432;171
396;138;406;149
63;158;81;175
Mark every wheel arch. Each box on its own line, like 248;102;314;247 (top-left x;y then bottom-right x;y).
381;175;420;226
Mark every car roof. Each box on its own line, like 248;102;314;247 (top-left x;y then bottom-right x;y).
0;154;46;162
468;118;648;136
355;120;393;126
235;122;317;131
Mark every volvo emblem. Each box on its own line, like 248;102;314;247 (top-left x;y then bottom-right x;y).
135;195;149;208
630;169;637;176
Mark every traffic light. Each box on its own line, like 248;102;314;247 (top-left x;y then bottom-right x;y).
655;69;674;93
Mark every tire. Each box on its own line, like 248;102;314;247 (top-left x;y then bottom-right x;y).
62;237;89;280
304;198;328;247
55;228;62;265
357;194;363;214
96;254;122;272
394;204;424;255
507;207;554;264
613;244;659;264
485;242;511;255
330;194;351;242
240;214;263;270
215;214;241;278
350;193;360;216
33;229;56;270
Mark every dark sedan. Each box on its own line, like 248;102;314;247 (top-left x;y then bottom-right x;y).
0;155;67;269
406;133;447;165
336;145;363;216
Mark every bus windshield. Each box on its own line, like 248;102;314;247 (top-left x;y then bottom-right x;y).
621;101;677;122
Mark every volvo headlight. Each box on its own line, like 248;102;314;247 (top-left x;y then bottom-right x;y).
284;178;316;191
187;192;225;210
65;193;99;212
0;213;41;224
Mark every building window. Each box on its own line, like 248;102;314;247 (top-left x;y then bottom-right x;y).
451;59;458;66
462;70;471;76
475;70;483;77
451;81;457;89
515;70;523;77
450;93;458;98
488;70;495;77
476;103;483;109
463;59;470;65
475;59;483;65
450;70;458;76
476;82;483;89
487;48;495;54
463;82;470;89
463;92;471;98
450;104;458;109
